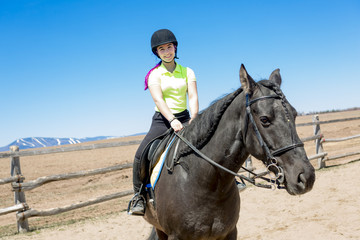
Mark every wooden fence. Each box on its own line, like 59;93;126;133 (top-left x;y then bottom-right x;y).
296;115;360;169
0;114;359;233
0;141;141;233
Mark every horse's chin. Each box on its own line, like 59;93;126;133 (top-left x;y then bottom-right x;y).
283;176;314;196
284;182;303;195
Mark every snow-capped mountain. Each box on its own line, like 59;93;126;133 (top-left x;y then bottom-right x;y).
0;136;114;152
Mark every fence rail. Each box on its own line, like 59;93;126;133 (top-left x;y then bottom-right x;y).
11;163;132;191
322;134;360;143
0;175;24;185
17;190;133;221
0;203;28;217
0;114;359;233
307;152;328;161
295;116;360;127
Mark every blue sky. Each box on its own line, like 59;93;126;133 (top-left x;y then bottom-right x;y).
0;0;359;147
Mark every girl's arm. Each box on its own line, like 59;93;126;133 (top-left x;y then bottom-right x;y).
187;81;199;122
149;85;183;132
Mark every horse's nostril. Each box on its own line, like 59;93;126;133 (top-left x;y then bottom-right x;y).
298;173;306;183
297;173;306;189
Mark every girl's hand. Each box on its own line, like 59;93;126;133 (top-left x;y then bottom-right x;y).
170;119;183;132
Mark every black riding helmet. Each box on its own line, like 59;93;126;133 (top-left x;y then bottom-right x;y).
151;29;178;58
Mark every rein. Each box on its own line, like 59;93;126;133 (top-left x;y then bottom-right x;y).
173;87;304;190
174;131;273;189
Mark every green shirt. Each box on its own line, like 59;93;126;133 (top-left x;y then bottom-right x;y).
148;63;196;113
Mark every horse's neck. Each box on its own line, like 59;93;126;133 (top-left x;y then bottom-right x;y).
199;97;249;183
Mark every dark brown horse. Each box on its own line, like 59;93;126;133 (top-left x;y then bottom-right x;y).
145;64;315;240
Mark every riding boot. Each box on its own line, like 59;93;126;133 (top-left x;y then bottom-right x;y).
128;156;146;216
132;156;143;193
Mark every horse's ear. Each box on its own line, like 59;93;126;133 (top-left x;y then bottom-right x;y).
239;64;256;94
269;68;282;87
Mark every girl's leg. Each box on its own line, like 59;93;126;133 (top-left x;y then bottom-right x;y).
130;112;169;215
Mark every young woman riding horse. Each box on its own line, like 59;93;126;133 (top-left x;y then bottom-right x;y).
129;29;199;215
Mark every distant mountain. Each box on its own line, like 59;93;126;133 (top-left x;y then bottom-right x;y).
128;132;147;137
0;136;115;152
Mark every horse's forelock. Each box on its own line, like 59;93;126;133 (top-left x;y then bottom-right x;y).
257;80;296;119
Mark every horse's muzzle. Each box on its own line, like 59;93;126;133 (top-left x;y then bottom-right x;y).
284;162;315;195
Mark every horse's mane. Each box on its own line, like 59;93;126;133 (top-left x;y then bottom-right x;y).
176;87;243;159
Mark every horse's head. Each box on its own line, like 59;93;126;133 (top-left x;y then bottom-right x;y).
239;64;315;195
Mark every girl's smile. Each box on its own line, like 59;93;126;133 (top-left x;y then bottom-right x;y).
157;43;176;63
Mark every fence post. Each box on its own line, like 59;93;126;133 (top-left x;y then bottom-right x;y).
10;145;29;233
244;157;252;178
313;115;326;169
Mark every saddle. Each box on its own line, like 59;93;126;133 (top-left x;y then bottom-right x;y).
139;128;175;184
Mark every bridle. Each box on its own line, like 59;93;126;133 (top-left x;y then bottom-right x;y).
244;92;304;186
174;85;304;190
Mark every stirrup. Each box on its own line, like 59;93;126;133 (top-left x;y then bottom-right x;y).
127;193;146;216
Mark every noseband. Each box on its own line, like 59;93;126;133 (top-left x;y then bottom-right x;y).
245;92;304;184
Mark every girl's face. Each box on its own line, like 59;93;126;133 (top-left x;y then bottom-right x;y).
156;43;176;63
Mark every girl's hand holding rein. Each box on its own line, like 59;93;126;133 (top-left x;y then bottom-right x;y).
170;118;183;132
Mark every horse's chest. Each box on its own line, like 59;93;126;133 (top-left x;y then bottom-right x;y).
209;217;228;234
178;211;236;238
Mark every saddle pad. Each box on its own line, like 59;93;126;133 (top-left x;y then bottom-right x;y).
150;136;176;189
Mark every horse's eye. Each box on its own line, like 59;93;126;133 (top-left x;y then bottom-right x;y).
260;116;270;126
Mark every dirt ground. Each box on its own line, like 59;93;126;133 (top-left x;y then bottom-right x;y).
0;110;359;240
